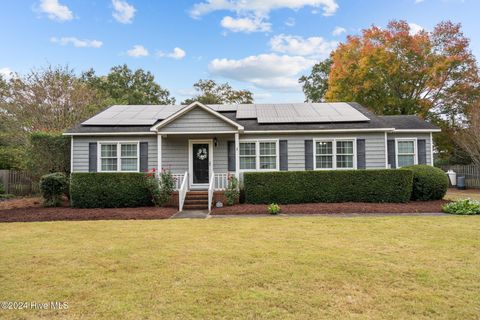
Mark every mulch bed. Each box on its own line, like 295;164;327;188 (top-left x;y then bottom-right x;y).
212;200;449;215
0;198;177;223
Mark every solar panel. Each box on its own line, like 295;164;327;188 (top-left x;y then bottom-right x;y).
82;105;185;125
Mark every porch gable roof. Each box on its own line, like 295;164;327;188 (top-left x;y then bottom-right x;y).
150;102;244;133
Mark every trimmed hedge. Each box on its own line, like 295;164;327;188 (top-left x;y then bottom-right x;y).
40;172;69;207
401;165;449;201
244;170;413;204
70;173;152;208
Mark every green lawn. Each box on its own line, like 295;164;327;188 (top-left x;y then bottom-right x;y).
1;217;479;319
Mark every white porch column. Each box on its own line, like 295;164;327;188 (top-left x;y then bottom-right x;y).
157;134;162;174
235;132;240;180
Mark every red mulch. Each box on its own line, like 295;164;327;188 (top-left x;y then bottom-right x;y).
0;198;177;223
212;200;448;215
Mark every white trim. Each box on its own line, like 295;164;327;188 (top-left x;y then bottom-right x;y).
395;138;418;168
63;132;155;136
430;132;434;165
393;129;441;133
313;138;357;170
70;136;74;173
384;132;389;169
151;101;244;132
97;141;140;172
238;139;279;172
149;131;239;135
157;134;162;172
188;139;213;188
244;128;395;134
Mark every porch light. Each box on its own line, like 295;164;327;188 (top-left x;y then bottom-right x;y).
214;137;218;147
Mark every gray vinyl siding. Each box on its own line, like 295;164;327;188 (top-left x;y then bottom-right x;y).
387;132;432;165
161;135;230;174
241;133;387;170
71;135;157;172
159;107;236;133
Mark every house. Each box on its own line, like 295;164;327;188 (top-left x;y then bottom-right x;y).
64;101;440;210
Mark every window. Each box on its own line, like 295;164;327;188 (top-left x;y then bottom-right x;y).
99;142;139;172
315;141;333;169
396;139;416;167
314;139;356;170
239;140;278;170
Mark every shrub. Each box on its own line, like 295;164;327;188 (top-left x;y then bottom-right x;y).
145;168;175;206
401;165;449;201
244;170;413;204
70;173;152;208
224;175;239;206
267;203;281;215
28;132;70;179
443;199;480;215
0;181;5;194
39;172;68;207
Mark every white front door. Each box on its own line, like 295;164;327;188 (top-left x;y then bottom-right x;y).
189;139;213;188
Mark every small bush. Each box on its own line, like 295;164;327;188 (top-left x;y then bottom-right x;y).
244;170;413;204
443;199;480;215
267;203;281;215
70;173;152;208
145;168;175;206
39;172;68;207
224;175;239;206
0;181;5;194
402;165;449;201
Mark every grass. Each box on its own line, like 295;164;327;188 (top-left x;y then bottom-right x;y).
445;188;480;201
1;217;480;319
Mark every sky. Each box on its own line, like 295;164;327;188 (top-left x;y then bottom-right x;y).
0;0;478;103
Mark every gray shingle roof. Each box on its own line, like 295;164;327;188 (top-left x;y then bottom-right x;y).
64;102;439;134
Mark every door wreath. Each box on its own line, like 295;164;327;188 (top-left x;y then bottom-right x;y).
196;148;208;160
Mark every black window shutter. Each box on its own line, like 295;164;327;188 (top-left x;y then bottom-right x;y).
418;139;427;164
88;142;97;172
228;141;236;171
279;140;288;171
357;139;366;169
305;140;313;170
140;142;148;172
387;139;396;169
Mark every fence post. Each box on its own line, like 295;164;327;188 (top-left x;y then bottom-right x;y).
0;170;9;193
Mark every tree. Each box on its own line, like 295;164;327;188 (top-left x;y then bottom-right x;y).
299;58;332;102
453;101;480;166
323;21;480;122
182;79;253;105
82;64;175;105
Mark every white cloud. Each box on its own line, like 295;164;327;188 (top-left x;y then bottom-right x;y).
112;0;136;24
190;0;339;18
0;67;14;80
221;16;271;33
127;45;149;57
414;0;425;3
285;17;296;27
408;22;424;35
50;37;103;48
157;47;186;59
38;0;73;22
270;34;337;58
209;53;315;91
332;26;346;36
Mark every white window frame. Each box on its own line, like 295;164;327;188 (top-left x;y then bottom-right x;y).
313;138;357;170
239;139;279;172
395;138;418;168
98;141;140;172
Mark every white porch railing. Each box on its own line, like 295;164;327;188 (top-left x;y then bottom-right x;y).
178;171;189;212
208;171;215;213
214;172;228;190
172;173;185;190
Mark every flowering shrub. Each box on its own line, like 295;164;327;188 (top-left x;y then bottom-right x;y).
145;168;175;206
267;203;281;215
224;174;239;206
443;199;480;215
